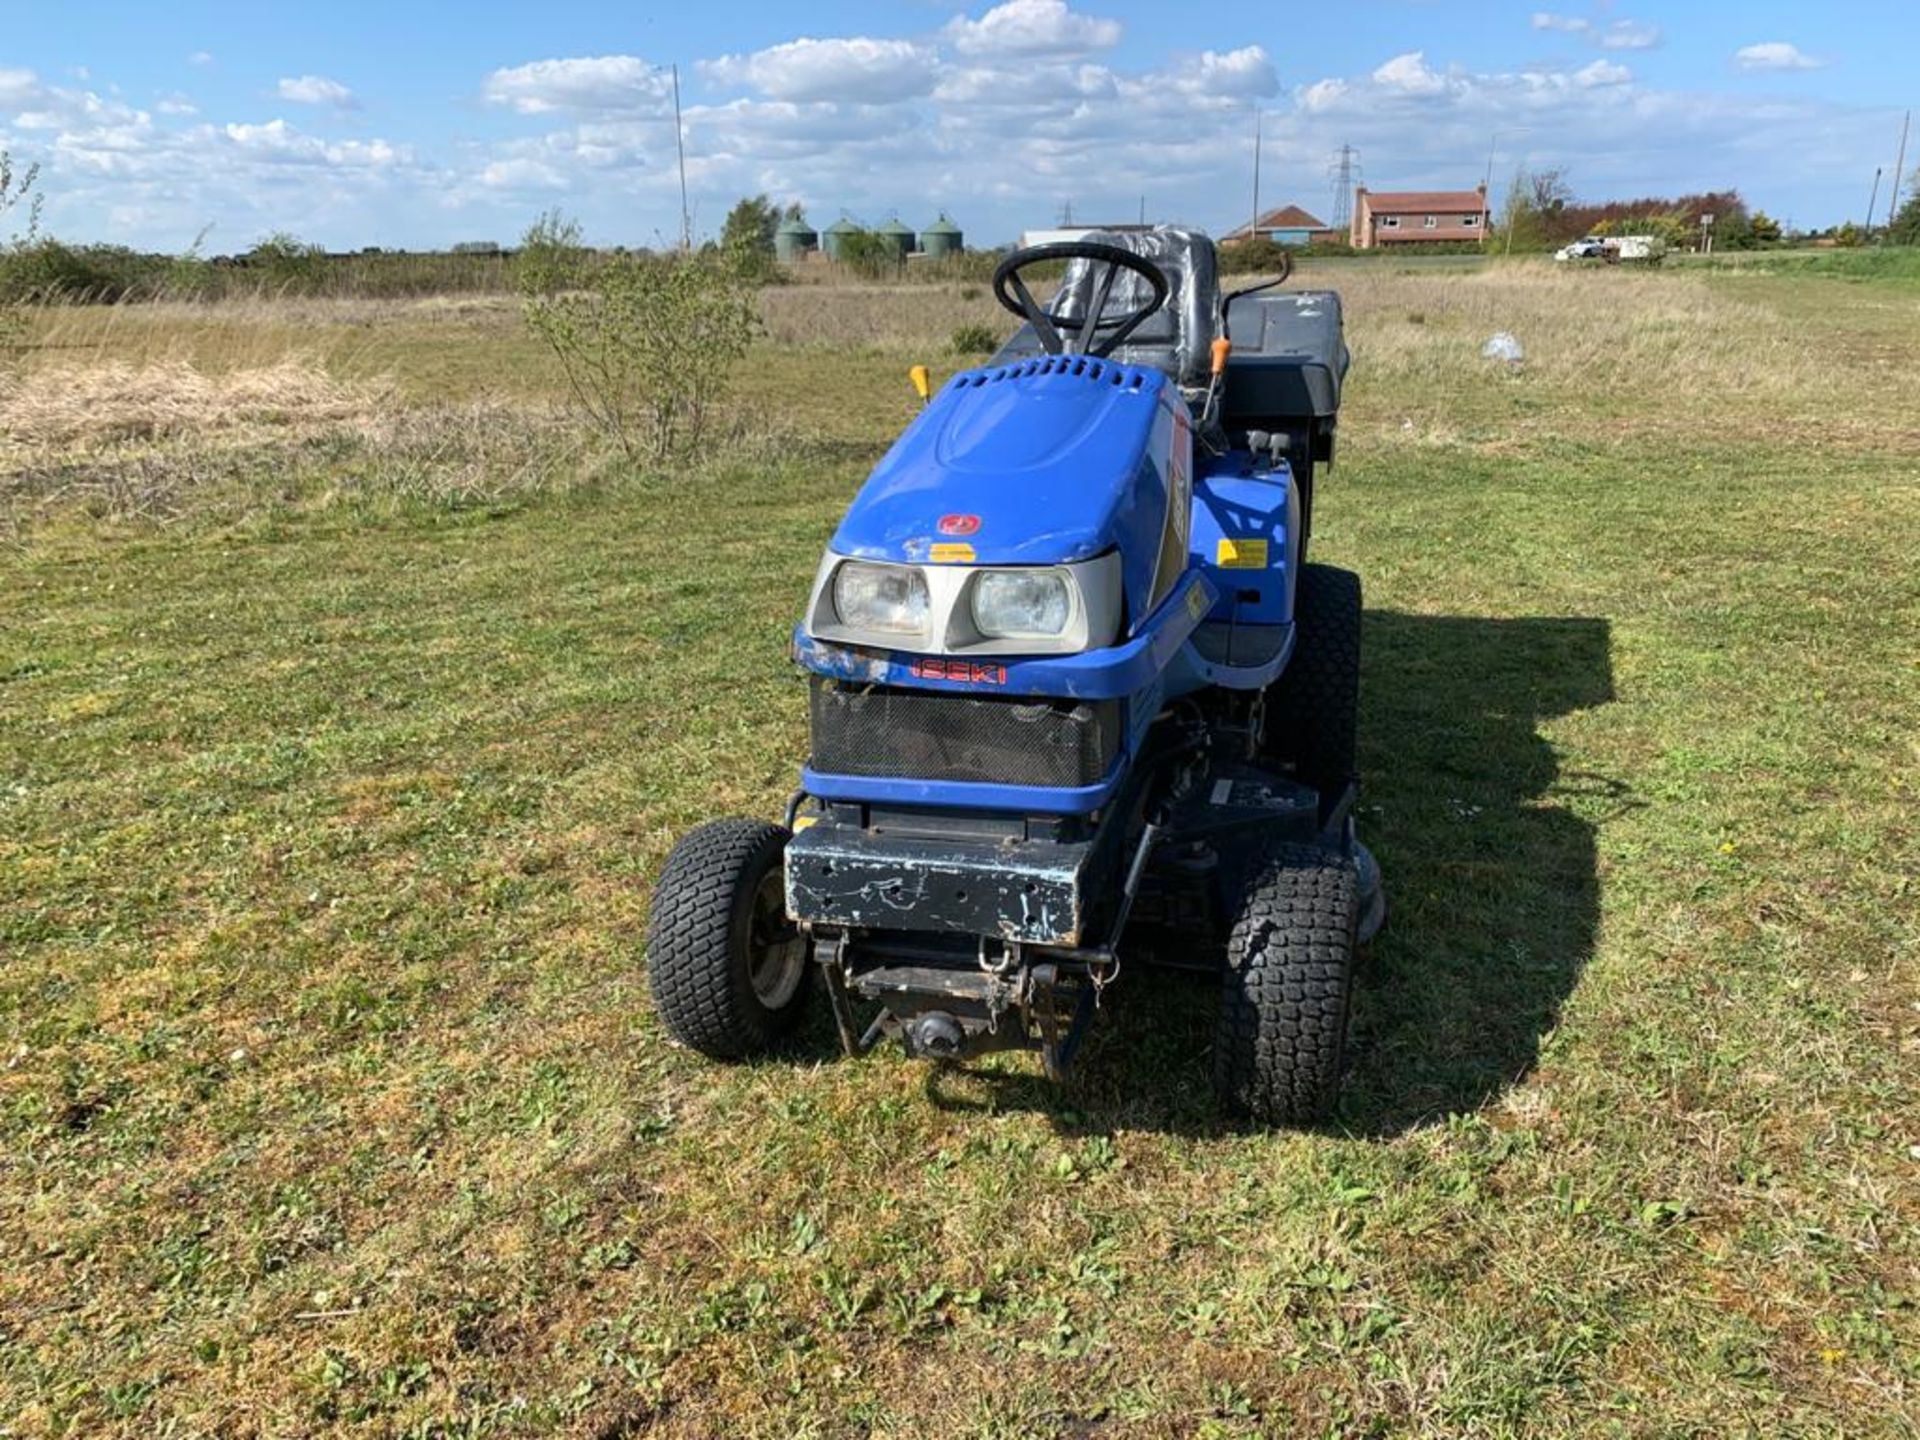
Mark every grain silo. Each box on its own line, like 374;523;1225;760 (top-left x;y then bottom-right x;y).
822;217;863;261
774;214;818;263
919;213;963;258
878;218;917;261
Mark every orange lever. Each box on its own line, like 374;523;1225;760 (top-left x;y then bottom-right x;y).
1210;337;1232;376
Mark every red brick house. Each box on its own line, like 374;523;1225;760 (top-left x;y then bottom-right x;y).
1351;186;1490;248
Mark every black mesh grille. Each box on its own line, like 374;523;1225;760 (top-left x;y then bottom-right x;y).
809;679;1121;789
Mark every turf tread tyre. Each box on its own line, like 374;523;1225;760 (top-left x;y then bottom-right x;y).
1214;840;1359;1124
646;818;805;1059
1263;563;1361;818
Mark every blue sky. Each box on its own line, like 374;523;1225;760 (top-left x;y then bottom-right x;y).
2;1;1913;251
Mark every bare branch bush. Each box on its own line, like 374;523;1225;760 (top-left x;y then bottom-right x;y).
515;212;759;461
0;150;45;364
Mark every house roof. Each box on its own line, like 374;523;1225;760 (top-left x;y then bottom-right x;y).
1225;204;1331;238
1364;189;1487;214
1258;205;1329;230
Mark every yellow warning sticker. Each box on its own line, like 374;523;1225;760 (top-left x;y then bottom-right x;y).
929;542;976;563
1216;537;1269;569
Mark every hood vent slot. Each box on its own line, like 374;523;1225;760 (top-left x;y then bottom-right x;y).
961;357;1147;391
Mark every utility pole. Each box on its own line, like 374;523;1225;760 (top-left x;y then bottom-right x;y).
1249;108;1263;239
1481;127;1529;251
1889;109;1912;231
670;63;691;251
1866;168;1883;236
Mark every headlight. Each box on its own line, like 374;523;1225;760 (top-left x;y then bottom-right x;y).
971;569;1073;639
832;561;930;636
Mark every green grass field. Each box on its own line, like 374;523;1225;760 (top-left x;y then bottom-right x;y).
2;260;1917;1437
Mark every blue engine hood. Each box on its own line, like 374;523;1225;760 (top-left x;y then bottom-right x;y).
832;358;1178;614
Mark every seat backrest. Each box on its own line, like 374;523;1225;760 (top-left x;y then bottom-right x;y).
1052;227;1223;388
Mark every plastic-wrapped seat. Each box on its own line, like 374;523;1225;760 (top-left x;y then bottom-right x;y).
1045;227;1224;391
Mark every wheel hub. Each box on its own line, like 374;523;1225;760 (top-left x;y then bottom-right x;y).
747;870;806;1008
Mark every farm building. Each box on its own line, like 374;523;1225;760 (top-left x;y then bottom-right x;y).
1223;205;1339;248
1351;185;1490;248
1017;223;1156;249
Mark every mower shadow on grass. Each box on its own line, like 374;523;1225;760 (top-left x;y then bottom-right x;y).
913;611;1621;1138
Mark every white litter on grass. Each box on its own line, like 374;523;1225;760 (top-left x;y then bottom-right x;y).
1481;331;1525;364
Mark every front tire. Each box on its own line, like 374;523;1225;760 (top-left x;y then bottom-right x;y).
646;819;811;1059
1214;840;1359;1124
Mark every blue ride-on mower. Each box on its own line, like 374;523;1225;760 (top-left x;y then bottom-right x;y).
646;228;1382;1123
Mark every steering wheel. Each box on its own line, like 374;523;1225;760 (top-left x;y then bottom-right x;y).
992;241;1171;359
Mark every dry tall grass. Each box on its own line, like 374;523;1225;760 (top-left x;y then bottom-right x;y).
5;261;1914;539
1;357;392;447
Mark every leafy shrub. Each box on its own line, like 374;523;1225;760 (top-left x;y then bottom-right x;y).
0;241;174;302
246;232;327;293
949;322;998;355
835;230;906;280
513;210;587;297
519;212;760;461
1219;237;1296;274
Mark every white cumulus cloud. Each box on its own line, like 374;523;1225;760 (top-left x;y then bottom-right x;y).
1160;46;1279;100
275;75;358;109
224;120;401;166
1598;21;1661;51
1532;14;1660;50
1298;77;1350;114
481;56;673;114
1573;59;1632;88
701;37;937;104
1371;52;1449;97
1735;42;1824;72
944;0;1122;60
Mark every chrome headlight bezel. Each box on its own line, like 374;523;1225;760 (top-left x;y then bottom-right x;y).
830;560;931;638
966;567;1076;641
803;551;1122;657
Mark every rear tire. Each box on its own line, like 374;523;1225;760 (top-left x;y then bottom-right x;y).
1214;840;1359;1124
1262;563;1361;821
646;819;811;1059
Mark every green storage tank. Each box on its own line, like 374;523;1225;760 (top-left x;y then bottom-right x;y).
878;218;917;260
822;217;864;261
774;214;818;263
920;213;963;258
